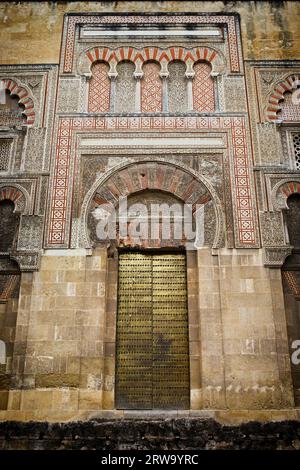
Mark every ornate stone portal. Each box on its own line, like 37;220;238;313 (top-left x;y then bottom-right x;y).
0;10;299;422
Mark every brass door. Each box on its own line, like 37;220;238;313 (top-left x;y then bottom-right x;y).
116;252;190;409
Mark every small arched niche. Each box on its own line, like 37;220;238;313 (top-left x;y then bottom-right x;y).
88;61;110;113
141;61;162;113
192;61;215;112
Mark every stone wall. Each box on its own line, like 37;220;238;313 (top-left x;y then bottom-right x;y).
3;249;115;420
0;2;299;64
0;247;296;422
1;418;300;450
196;248;294;410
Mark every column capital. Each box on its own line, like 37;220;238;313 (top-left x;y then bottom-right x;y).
159;72;169;79
185;72;195;80
108;72;118;80
83;72;92;81
133;72;143;80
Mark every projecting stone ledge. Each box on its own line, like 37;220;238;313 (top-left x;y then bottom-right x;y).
0;418;300;450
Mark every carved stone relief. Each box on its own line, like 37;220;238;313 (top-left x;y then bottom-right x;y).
263;246;292;267
57;78;81;113
223;76;247;112
115;62;136;113
82;159;224;251
17;215;44;251
23;128;46;171
260;211;285;246
257;123;282;165
168;61;188;113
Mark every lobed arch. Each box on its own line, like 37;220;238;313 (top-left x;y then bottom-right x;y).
0;78;36;125
265;74;300;122
271;178;300;211
80;159;224;250
78;45;226;78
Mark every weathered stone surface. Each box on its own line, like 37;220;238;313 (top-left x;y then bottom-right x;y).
0;2;300;63
0;418;300;450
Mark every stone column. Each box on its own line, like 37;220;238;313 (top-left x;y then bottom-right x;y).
83;73;92;112
161;75;169;113
186;76;194;112
108;74;117;113
134;73;142;113
212;73;221;112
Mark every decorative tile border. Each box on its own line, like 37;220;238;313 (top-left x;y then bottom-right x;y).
62;14;240;74
47;116;258;248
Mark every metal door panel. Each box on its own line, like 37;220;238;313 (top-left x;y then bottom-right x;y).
116;252;189;409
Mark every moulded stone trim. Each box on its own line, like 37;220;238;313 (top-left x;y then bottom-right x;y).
263;246;292;268
9;251;40;272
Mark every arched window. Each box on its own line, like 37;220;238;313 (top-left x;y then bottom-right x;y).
88;62;110;113
141;62;162;113
278;90;300;122
115;61;136;113
0;89;26;127
192;62;215;112
168;61;188;113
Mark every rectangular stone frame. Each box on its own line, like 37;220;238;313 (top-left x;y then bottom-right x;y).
45;116;260;249
60;13;242;75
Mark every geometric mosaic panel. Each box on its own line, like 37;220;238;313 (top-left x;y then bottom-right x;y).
292;133;300;170
141;62;162;113
88;62;110;113
0;139;11;172
193;62;215;112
